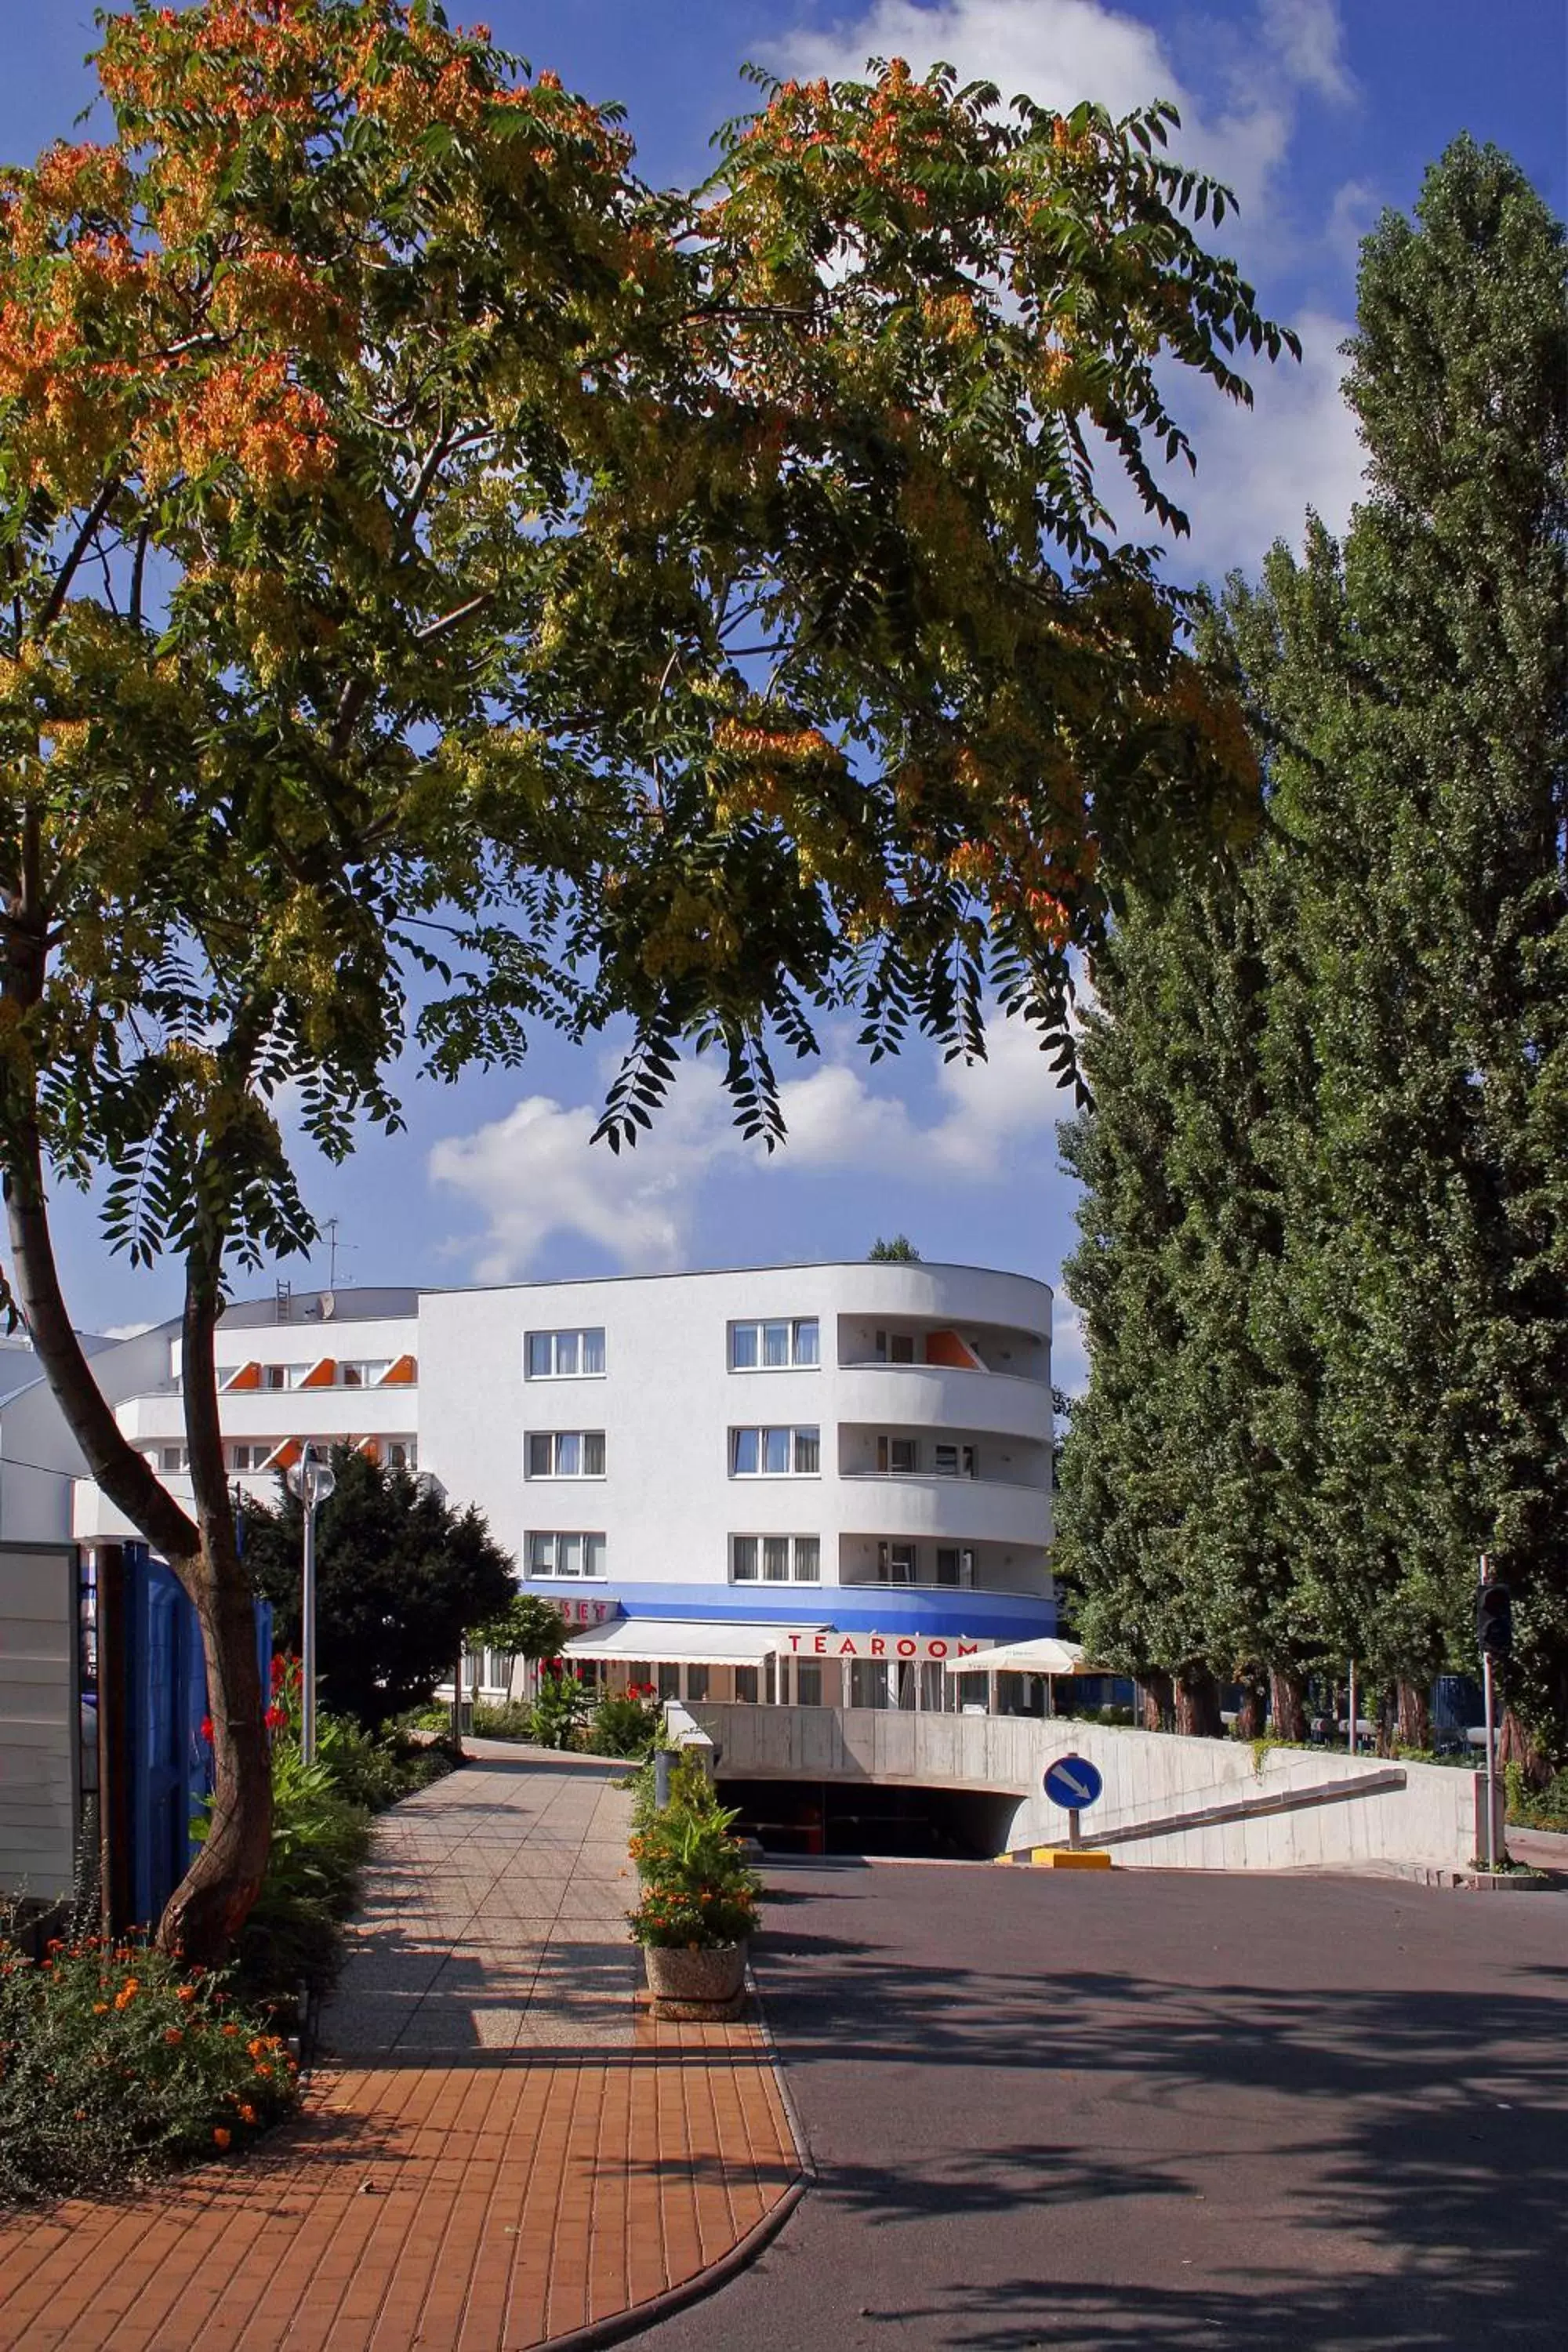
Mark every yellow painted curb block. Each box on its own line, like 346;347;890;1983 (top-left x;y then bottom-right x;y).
1029;1849;1112;1869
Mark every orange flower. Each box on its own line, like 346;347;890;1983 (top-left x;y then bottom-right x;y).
114;1979;140;2010
238;2104;256;2125
176;1985;198;2003
213;2126;231;2150
163;2028;183;2046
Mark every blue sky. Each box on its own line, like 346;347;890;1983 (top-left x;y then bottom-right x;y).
4;1;1563;1376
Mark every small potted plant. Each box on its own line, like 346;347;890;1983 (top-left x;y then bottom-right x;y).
628;1786;760;2013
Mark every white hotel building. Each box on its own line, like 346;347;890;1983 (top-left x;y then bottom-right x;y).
15;1260;1058;1704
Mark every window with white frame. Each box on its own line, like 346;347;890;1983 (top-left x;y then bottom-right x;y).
526;1530;607;1579
158;1445;191;1472
874;1330;916;1364
933;1443;977;1478
729;1317;819;1370
386;1439;417;1471
731;1425;819;1476
338;1359;393;1388
877;1435;920;1475
731;1534;821;1583
525;1430;606;1479
228;1443;270;1472
262;1363;310;1391
935;1546;975;1587
877;1541;918;1584
524;1327;606;1379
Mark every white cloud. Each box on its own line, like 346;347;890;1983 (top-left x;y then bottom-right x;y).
102;1319;155;1341
1258;0;1355;105
1053;1295;1089;1394
1168;305;1365;579
428;1011;1075;1281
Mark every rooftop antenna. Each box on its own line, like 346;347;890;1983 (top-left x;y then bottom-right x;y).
323;1217;342;1288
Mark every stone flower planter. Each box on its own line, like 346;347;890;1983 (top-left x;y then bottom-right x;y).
644;1940;749;2017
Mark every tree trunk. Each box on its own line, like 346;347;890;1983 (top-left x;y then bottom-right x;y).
0;1021;269;1965
1269;1668;1308;1744
1374;1687;1397;1759
1497;1706;1548;1786
1235;1680;1267;1740
158;1227;272;1963
1137;1671;1173;1733
1174;1664;1223;1740
1394;1679;1430;1753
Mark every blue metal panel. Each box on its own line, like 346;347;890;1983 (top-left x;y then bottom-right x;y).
121;1545;274;1930
575;1578;1058;1643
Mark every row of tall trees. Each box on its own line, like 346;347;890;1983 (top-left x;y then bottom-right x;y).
1057;138;1568;1762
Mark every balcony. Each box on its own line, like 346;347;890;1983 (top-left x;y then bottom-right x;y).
832;1363;1051;1443
838;1474;1051;1548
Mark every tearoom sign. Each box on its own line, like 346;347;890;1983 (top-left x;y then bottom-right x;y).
781;1628;992;1666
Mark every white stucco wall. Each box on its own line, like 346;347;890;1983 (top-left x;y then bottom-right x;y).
416;1261;1054;1602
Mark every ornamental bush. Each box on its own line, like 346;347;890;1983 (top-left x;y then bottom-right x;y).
582;1690;662;1760
0;1932;298;2205
626;1773;760;1951
527;1665;590;1749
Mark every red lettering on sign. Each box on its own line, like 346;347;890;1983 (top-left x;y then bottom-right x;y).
837;1637;855;1656
896;1638;916;1659
957;1641;978;1656
787;1633;803;1653
813;1635;829;1654
870;1637;886;1658
928;1640;948;1660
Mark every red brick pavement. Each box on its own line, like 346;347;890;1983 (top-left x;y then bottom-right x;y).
0;2006;801;2351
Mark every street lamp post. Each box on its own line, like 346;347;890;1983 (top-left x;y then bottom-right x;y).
287;1448;336;1764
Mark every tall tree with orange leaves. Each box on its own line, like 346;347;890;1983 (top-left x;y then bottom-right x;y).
0;1;1294;1955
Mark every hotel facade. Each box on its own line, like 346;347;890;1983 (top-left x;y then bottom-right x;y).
20;1260;1057;1705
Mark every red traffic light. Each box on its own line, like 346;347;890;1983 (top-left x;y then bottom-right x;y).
1476;1582;1513;1661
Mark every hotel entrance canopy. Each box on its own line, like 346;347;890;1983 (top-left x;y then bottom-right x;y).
944;1636;1087;1678
561;1618;829;1670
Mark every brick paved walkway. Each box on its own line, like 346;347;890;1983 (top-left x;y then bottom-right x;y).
0;1747;803;2352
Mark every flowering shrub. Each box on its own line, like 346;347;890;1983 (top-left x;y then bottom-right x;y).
0;1933;298;2204
626;1783;760;1951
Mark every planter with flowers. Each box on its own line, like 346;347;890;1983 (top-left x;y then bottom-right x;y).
627;1769;761;2016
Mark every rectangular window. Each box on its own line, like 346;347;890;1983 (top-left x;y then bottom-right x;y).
874;1330;916;1365
525;1328;607;1379
526;1431;606;1478
731;1534;820;1584
733;1665;760;1704
731;1426;820;1477
877;1541;917;1584
657;1662;681;1703
339;1359;393;1388
933;1443;977;1479
160;1445;189;1472
729;1318;820;1370
878;1436;920;1475
796;1661;824;1707
386;1439;416;1472
686;1664;710;1703
936;1547;975;1588
527;1531;607;1579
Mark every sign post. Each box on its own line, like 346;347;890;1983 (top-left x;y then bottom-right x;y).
1475;1554;1513;1872
1040;1752;1105;1863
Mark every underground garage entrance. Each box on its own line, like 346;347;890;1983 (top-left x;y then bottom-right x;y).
719;1777;1019;1860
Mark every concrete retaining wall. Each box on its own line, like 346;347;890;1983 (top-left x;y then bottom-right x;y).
689;1704;1483;1875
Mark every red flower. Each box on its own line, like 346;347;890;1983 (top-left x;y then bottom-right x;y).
199;1715;214;1743
264;1703;288;1732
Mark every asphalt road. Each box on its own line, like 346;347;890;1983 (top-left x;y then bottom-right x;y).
630;1859;1568;2352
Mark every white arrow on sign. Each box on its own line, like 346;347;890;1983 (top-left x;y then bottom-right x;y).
1054;1764;1095;1802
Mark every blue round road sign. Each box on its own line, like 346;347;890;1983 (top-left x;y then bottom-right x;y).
1043;1753;1103;1812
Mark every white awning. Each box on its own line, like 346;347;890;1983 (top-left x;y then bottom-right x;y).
562;1617;827;1669
945;1636;1088;1677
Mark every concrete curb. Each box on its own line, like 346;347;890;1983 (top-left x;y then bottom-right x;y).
535;1970;814;2352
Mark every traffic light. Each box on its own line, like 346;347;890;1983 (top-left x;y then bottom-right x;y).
1476;1581;1513;1661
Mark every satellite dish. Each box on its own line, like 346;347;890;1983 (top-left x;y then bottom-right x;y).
320;1292;336;1321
